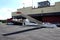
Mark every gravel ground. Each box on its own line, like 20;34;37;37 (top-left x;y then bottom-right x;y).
0;23;60;40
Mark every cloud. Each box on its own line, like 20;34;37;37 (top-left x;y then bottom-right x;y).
18;0;47;7
0;0;60;20
0;8;17;20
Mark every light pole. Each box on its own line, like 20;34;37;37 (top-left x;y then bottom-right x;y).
23;3;25;8
32;0;33;8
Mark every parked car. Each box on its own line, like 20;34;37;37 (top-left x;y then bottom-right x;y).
7;22;14;25
23;19;38;26
40;22;57;28
52;23;60;27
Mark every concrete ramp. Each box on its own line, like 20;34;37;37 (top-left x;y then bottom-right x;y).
20;13;42;24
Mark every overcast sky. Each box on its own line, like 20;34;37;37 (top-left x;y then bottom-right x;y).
0;0;60;20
